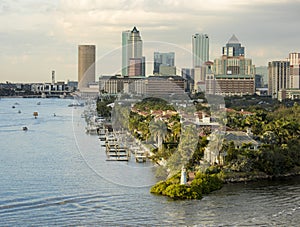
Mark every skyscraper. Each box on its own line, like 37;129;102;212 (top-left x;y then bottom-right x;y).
122;30;130;76
206;35;255;96
78;45;96;90
153;52;175;74
126;27;145;77
192;33;209;68
268;60;290;98
222;34;245;57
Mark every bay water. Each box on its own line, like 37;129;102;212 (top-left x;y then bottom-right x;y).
0;98;299;226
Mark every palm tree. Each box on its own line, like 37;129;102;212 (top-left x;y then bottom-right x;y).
149;119;168;149
138;121;150;141
168;121;181;143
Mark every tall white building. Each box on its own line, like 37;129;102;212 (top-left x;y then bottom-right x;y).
128;27;142;59
122;30;131;76
192;33;209;68
126;27;145;77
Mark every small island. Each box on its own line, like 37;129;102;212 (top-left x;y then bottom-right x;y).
97;94;300;200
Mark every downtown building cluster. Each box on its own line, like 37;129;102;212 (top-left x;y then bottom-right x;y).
76;26;300;101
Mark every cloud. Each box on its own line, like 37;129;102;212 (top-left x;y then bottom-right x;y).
0;0;300;82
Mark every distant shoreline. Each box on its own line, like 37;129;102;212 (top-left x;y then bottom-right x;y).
0;95;73;99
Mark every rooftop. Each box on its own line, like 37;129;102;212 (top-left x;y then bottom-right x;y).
131;26;139;33
227;34;240;44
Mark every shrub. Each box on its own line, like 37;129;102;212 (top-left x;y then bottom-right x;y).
150;172;222;200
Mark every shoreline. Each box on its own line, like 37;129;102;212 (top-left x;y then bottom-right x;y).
222;167;300;183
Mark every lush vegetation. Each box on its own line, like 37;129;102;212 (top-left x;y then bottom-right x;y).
127;97;182;154
150;171;223;200
102;93;300;200
123;97;208;176
224;102;300;175
96;95;116;118
150;96;300;199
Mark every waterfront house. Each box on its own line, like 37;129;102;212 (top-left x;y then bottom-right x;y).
204;130;259;165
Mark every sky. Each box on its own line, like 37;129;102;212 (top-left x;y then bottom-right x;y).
0;0;299;83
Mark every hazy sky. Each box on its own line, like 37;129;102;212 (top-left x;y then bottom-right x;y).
0;0;299;83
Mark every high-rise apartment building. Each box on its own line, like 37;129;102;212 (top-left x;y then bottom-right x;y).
268;52;300;100
153;52;175;74
268;61;290;98
122;30;131;76
206;35;255;96
126;27;145;77
192;33;209;68
289;53;300;89
78;45;96;90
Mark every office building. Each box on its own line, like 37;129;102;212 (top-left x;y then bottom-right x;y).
128;57;145;77
192;33;209;68
289;52;300;89
207;35;255;96
159;65;176;76
78;45;96;90
194;61;213;92
127;27;145;76
268;60;290;98
255;74;264;89
122;30;131;76
99;75;186;97
222;34;244;57
153;52;175;74
142;76;186;98
255;66;268;87
181;68;193;92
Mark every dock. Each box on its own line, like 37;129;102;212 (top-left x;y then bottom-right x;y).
135;151;147;163
105;133;130;161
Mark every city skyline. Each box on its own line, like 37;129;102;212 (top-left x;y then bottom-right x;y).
0;0;299;83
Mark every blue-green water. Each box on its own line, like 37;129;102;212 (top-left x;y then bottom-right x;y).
0;98;299;226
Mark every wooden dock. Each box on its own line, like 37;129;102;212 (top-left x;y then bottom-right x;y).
135;150;147;163
105;133;129;161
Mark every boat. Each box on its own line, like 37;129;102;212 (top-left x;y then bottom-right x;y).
68;103;84;107
22;126;28;131
33;111;38;119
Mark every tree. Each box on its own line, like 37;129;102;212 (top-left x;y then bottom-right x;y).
149;119;168;149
